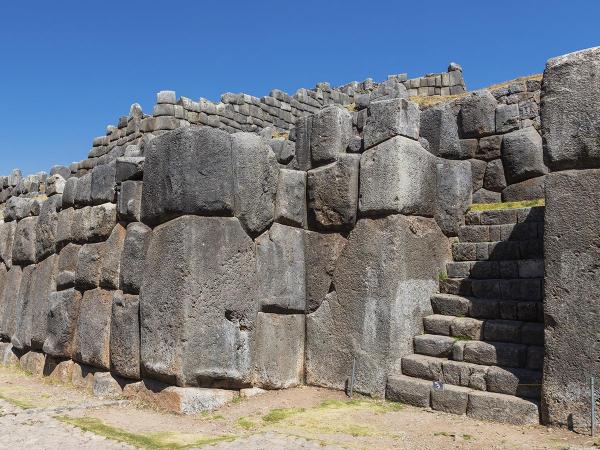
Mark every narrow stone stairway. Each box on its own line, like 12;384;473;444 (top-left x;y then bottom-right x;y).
386;205;544;425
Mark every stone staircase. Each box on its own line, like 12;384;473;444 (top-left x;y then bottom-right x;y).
386;206;544;425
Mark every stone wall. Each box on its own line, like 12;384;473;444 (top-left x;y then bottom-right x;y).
3;48;597;421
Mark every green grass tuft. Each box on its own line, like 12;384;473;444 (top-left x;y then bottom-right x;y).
55;416;235;449
236;416;256;430
0;393;35;409
469;198;544;212
262;407;305;423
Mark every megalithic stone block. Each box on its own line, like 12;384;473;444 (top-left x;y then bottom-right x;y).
501;127;547;184
141;127;234;226
35;195;62;261
541;46;600;170
43;288;82;358
307;154;359;230
57;243;81;290
62;177;78;208
435;159;472;237
117;180;143;222
99;223;126;290
231;132;278;236
12;216;38;265
363;98;420;150
359;136;437;217
256;223;306;313
74;288;113;370
74;173;92;207
111;291;140;380
0;266;22;340
274;169;307;228
306;215;449;397
420;102;462;159
120;222;152;294
253;313;305;389
458;90;497;138
56;207;74;249
309;105;352;165
0;220;16;268
11;264;36;350
75;243;104;291
140;216;257;387
29;254;58;350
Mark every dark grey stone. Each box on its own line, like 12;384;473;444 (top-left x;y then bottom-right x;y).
115;157;145;182
420;103;462;158
483;159;507;192
0;266;22;339
458;90;497;138
111;291;140;380
12;217;38;265
274;169;306;228
309;106;352;164
57;243;81;290
435;159;472;236
495;103;520;133
62;177;78;208
120;222;151;294
502;176;545;202
363;98;420;149
476;135;502;161
74;288;113;370
42;288;82;358
117;180;143;222
502;127;547;184
29;254;58;350
35;195;62;261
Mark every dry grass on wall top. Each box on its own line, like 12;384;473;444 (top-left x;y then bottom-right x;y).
469;198;545;212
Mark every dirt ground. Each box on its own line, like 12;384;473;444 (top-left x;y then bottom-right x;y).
0;366;596;450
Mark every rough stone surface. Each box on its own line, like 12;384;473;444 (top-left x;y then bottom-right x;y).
360;136;436;217
435;159;472;236
29;254;58;350
304;231;347;313
120;222;151;294
12;216;38;265
117;180;143;222
110;291;140;380
502;176;546;202
0;266;22;340
386;375;431;407
541;46;600;169
231;132;278;236
458;90;497;138
91;164;116;204
141;127;234;225
483;159;507;192
502;127;547;184
57;243;81;290
307;155;359;230
93;371;123;397
543;169;600;428
306;215;449;397
75;243;104;291
467;391;539;425
43;288;82;358
420;103;462;159
0;220;16;268
19;351;46;375
74;288;113;370
140;216;257;387
363;98;420;149
309;106;352;164
12;264;36;350
35;195;62;261
256;223;305;313
253;313;305;389
274;169;306;228
99;223;126;290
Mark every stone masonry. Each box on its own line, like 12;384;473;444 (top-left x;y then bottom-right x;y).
1;47;600;427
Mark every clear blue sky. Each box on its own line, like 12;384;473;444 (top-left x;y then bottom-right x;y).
0;0;598;175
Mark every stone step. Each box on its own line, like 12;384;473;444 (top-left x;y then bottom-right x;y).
423;315;543;345
465;206;544;226
438;277;543;301
446;259;544;279
414;334;543;370
431;293;543;322
386;374;539;424
452;240;542;262
401;354;541;399
458;222;543;243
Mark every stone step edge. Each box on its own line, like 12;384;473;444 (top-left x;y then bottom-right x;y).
400;353;541;399
385;374;539;425
451;239;542;262
465;205;544;226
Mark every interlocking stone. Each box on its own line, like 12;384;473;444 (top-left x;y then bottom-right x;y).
420;102;462;158
435;159;472;236
120;222;151;294
363;98;420;149
111;291;140;380
117;180;143;222
502;127;547;184
74;288;113;370
459;90;497;138
309;106;352;164
274;169;307;228
12;216;38;265
43;288;82;358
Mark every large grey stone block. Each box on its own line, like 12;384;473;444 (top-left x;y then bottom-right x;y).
435;159;472;236
29;254;58;350
256;223;305;313
502;176;545;202
62;177;78;208
74;173;92;207
363;98;420;149
420;103;462;159
467;391;538;425
359;136;436;217
0;266;22;340
56;207;74;248
306;215;449;397
141;127;234;225
111;291;140;380
274;169;306;228
543;169;600;428
541;47;600;170
231;133;278;236
0;221;16;268
120;222;151;294
115;157;145;182
117;181;143;222
74;288;113;370
11;264;36;350
501;127;547;184
4;197;34;222
43;288;82;358
483;159;507;192
91;164;117;205
99;223;126;290
253;313;304;389
304;231;347;313
57;243;81;290
74;243;103;291
35;195;62;261
307;155;359;230
140;216;257;387
12;216;38;265
458;90;497;138
309;106;352;164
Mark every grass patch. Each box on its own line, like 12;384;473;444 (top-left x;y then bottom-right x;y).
263;407;305;423
236;416;256;430
410;94;467;108
469;198;544;212
438;271;448;281
486;73;542;92
318;398;404;413
453;336;472;342
344;103;357;112
55;416;235;449
0;392;35;409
